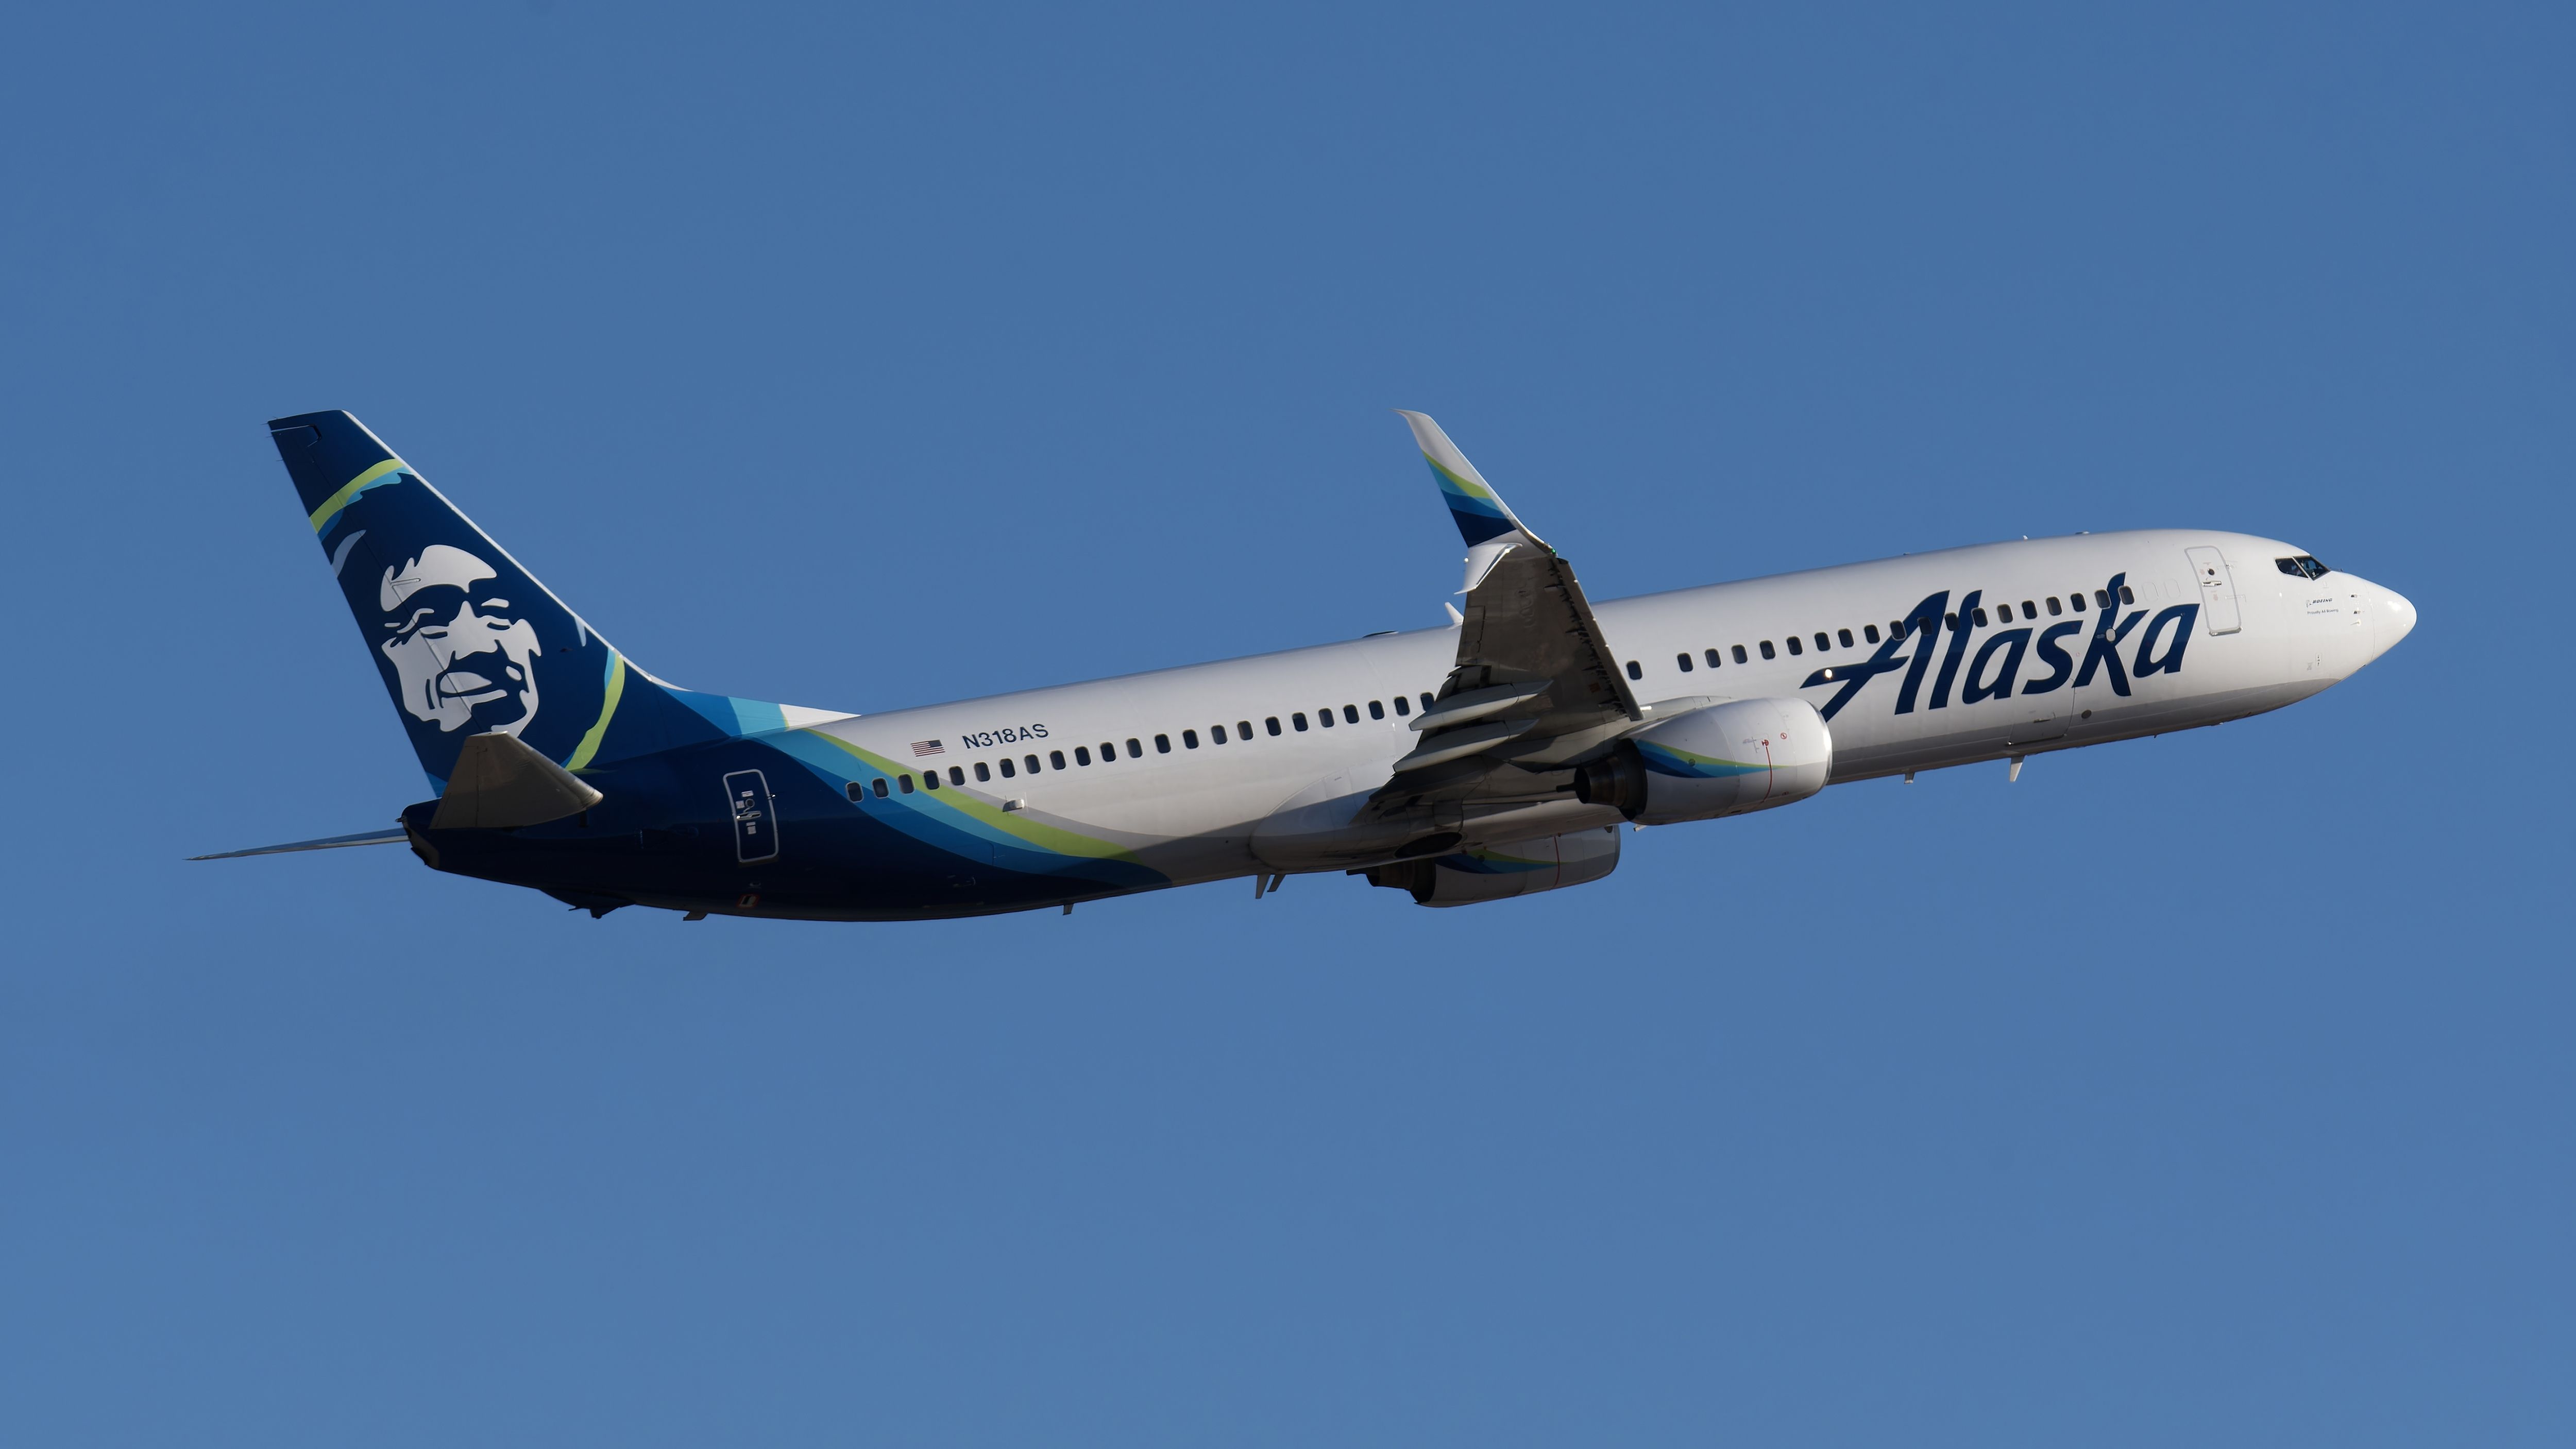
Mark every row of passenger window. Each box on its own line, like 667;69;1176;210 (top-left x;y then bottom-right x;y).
844;692;1443;803
1625;584;2140;680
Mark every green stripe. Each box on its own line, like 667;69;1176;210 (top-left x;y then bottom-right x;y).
1426;454;1498;501
306;458;406;531
807;732;1145;863
565;654;626;772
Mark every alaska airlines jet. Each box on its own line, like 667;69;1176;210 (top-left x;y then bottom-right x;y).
199;410;2416;919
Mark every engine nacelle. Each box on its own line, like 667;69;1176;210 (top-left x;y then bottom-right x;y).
1361;827;1620;908
1573;697;1832;825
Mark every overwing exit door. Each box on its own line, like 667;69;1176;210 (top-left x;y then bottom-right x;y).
2185;545;2242;635
724;769;778;864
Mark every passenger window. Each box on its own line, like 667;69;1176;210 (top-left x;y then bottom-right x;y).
1368;701;1384;720
1625;660;1642;679
2119;584;2135;605
1293;712;1308;731
950;766;964;786
873;777;889;797
999;758;1016;778
1705;648;1723;668
1996;603;2013;622
1733;644;1749;663
1838;628;1854;647
1944;613;1958;629
1024;754;1040;774
1970;607;1987;627
1211;725;1227;744
1786;636;1803;655
974;762;991;782
1239;719;1255;737
1676;652;1693;672
1318;709;1334;728
1182;729;1199;748
845;781;864;803
1125;738;1141;758
1813;632;1828;651
1049;749;1066;770
2046;596;2062;615
924;771;941;790
1343;705;1359;724
1863;624;1880;643
1390;697;1409;716
1155;734;1171;754
1890;619;1905;638
1759;640;1775;659
1266;716;1282;735
1420;693;1435;712
898;774;914;794
2021;600;2036;618
2093;589;2109;609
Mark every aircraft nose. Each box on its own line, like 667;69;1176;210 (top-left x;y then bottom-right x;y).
2382;588;2417;643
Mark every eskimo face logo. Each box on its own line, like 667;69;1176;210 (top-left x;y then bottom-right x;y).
378;544;541;735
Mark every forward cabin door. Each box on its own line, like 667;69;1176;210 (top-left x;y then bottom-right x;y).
2186;546;2242;635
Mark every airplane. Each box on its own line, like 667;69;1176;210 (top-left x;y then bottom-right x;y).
196;409;2416;919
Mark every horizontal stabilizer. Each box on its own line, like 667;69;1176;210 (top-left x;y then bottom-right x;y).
429;731;605;830
190;827;407;861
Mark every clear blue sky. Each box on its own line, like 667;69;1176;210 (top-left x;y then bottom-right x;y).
3;3;2568;1444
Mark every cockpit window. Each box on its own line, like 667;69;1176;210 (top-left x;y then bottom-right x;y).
2275;555;2332;580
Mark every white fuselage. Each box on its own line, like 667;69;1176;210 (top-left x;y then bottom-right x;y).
806;530;2414;887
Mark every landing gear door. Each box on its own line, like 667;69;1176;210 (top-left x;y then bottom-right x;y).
724;769;778;864
2185;545;2242;636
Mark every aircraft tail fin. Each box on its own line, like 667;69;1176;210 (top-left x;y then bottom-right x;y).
268;411;843;792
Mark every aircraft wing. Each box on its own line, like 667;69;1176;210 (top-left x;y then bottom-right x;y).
1375;413;1640;810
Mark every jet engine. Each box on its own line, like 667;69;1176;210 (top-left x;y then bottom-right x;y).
1573;697;1832;825
1360;827;1620;907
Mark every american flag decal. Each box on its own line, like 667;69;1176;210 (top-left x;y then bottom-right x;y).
910;739;945;758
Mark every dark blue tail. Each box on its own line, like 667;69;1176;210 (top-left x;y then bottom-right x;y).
270;411;779;792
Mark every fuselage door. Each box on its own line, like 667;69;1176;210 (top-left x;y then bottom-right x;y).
2186;545;2242;635
724;769;779;864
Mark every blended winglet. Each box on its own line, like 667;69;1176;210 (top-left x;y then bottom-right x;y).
1396;411;1545;552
